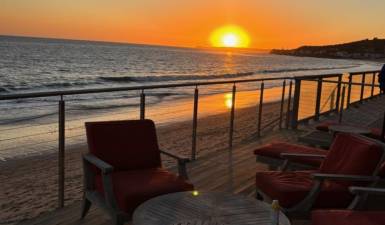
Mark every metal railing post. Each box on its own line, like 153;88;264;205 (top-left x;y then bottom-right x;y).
228;84;236;150
257;82;264;137
371;72;376;98
279;80;286;129
286;80;293;128
335;74;342;112
339;86;346;123
291;79;301;129
140;90;145;120
58;96;65;208
314;78;323;121
360;72;366;103
191;87;199;160
347;74;352;107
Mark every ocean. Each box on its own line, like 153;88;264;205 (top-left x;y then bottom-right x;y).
0;35;382;159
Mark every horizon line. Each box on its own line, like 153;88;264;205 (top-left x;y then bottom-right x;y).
0;34;271;51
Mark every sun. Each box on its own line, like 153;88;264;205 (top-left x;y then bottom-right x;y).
210;25;250;48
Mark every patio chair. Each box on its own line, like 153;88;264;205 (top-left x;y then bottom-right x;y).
311;186;385;225
255;133;385;219
253;142;327;170
81;119;194;225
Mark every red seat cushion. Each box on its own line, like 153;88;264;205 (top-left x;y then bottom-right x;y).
85;120;162;172
312;210;385;225
95;168;194;214
255;171;353;208
253;142;326;167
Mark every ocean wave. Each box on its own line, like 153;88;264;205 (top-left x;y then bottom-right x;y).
42;81;91;88
0;87;9;93
57;68;71;72
0;111;58;125
99;65;357;83
4;81;99;93
71;103;140;111
261;65;356;74
99;72;255;83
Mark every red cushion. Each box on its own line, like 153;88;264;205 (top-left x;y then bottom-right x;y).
255;171;353;208
253;142;326;167
312;210;385;225
315;120;339;132
319;133;383;176
85;120;161;171
95;168;194;214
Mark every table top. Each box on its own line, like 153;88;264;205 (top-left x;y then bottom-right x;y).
329;125;371;135
132;191;291;225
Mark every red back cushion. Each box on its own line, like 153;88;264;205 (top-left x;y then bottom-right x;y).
319;133;383;176
85;119;161;171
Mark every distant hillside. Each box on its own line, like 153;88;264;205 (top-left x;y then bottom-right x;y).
271;38;385;59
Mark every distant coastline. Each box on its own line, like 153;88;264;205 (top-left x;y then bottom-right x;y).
271;38;385;61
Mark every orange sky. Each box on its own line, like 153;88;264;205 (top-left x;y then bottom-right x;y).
1;0;385;49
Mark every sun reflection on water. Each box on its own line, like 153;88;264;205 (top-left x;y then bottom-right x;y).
225;93;233;109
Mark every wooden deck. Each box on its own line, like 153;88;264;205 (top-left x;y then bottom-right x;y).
17;95;385;225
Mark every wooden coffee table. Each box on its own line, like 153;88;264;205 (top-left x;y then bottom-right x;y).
132;191;291;225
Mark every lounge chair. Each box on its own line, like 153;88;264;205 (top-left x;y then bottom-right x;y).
254;142;327;170
81;119;194;225
311;186;385;225
255;133;385;219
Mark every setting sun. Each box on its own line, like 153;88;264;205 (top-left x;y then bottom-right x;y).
210;25;250;48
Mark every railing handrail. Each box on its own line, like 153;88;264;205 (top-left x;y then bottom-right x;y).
322;80;380;87
0;76;294;100
0;71;361;101
350;70;381;75
293;73;343;80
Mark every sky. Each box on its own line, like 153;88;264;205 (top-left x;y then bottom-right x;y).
1;0;385;49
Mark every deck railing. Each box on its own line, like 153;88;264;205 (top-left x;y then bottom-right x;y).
291;70;381;127
0;70;381;209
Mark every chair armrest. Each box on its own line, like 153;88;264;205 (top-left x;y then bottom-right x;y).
83;154;114;174
349;186;385;196
312;173;379;182
160;149;190;180
280;153;327;159
82;154;118;209
279;153;326;171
